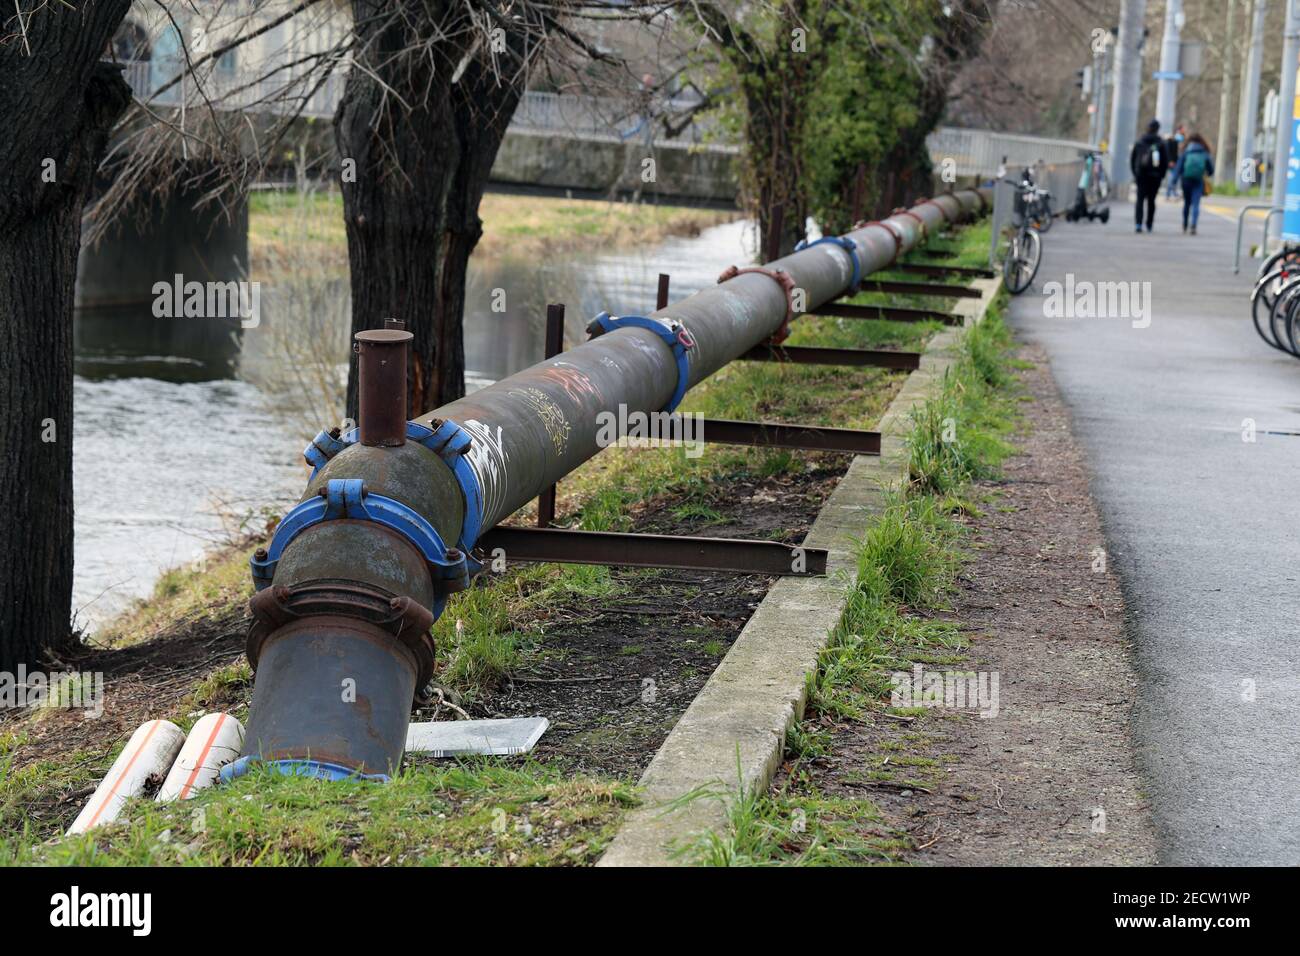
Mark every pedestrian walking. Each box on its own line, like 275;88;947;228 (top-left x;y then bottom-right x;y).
1173;133;1215;235
1130;119;1169;233
1165;125;1186;199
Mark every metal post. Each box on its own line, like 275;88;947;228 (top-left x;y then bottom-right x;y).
1089;49;1103;146
355;322;411;447
1216;0;1238;185
1108;0;1149;191
1273;0;1300;210
656;273;670;311
1238;0;1268;191
1155;0;1183;132
1096;35;1112;151
536;303;565;528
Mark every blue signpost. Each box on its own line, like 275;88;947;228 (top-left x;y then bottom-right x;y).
1284;71;1300;242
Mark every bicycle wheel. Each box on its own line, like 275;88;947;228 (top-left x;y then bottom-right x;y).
1251;268;1288;350
1270;280;1300;354
1285;291;1300;356
1253;267;1284;348
1003;229;1041;294
1257;246;1300;281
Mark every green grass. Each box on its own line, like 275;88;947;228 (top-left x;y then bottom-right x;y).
4;758;636;867
687;784;903;866
696;291;1023;866
906;306;1018;498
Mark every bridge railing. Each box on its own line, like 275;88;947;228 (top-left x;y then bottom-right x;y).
116;61;719;149
117;60;1077;168
927;126;1092;178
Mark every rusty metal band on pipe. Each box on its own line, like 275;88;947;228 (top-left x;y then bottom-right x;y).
418;189;988;531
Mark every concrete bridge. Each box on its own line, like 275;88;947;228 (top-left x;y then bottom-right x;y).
76;66;738;311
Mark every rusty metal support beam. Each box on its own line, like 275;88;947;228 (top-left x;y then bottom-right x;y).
811;302;962;326
477;526;828;576
741;343;921;370
895;262;995;280
861;279;984;299
696;418;880;455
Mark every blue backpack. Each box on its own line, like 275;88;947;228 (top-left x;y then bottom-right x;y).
1182;149;1208;181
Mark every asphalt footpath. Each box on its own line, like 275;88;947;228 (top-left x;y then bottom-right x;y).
1005;190;1300;865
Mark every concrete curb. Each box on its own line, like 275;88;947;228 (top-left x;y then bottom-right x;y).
596;274;1002;867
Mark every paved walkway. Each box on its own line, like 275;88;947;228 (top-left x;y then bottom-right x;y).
1006;193;1300;865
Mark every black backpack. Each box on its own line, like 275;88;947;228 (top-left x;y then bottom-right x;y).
1140;139;1163;173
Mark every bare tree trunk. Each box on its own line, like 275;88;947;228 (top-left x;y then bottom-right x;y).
0;9;133;671
746;77;808;259
336;0;535;419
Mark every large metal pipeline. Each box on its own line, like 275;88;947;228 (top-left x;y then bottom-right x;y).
233;189;990;781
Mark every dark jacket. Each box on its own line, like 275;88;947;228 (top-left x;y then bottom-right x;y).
1130;132;1168;180
1173;142;1214;182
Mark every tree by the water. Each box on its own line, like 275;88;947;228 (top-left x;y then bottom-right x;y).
0;1;135;671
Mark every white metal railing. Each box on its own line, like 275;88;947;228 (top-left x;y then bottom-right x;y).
118;61;1075;167
116;61;715;147
928;126;1092;178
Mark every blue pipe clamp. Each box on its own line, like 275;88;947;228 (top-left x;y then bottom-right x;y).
249;478;468;606
794;235;862;296
300;418;484;558
590;311;695;413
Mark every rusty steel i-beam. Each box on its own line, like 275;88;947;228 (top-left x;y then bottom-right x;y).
234;188;991;781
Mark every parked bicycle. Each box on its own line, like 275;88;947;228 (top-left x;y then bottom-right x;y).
1002;175;1044;294
1012;167;1055;232
1249;244;1300;354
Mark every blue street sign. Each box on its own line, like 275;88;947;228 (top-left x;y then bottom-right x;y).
1152;70;1184;80
1284;67;1300;242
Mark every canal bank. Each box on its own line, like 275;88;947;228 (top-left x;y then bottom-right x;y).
71;193;744;629
2;216;995;866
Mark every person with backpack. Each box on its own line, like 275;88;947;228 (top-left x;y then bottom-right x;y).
1130;119;1168;233
1173;133;1215;235
1165;125;1186;199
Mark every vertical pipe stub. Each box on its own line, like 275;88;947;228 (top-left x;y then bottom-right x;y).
355;323;412;447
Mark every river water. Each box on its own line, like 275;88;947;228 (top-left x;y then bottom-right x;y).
72;217;754;630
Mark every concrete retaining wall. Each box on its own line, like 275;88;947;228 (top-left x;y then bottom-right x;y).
598;275;1001;866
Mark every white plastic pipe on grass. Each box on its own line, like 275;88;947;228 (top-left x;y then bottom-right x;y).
68;719;186;834
157;713;245;802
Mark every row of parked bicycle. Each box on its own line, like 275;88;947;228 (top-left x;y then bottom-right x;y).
1250;246;1300;354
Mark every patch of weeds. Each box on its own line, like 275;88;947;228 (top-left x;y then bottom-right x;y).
11;759;637;867
688;784;902;866
671;502;725;524
188;661;253;714
907;307;1018;497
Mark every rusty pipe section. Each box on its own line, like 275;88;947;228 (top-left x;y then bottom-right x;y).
355;323;413;447
236;189;989;782
419;190;988;531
